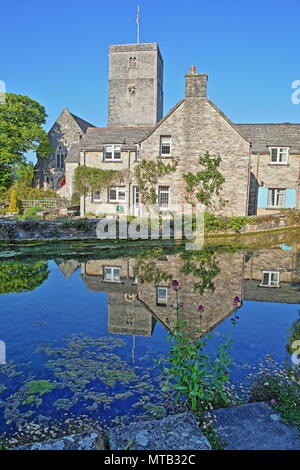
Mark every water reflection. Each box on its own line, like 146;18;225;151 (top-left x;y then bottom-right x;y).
53;242;300;338
0;233;299;436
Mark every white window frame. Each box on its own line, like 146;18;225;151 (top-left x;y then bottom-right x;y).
160;136;171;156
136;147;141;161
156;286;168;305
260;271;280;287
92;191;101;202
269;147;289;165
267;188;286;208
104;266;121;282
158;186;170;210
104;144;122;161
109;186;126;203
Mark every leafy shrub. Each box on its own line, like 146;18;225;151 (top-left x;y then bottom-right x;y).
23;206;43;219
225;216;248;231
60;218;90;232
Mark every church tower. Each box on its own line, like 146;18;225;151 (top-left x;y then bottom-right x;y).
108;43;163;127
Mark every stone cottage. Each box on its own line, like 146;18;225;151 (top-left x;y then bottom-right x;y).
36;42;300;216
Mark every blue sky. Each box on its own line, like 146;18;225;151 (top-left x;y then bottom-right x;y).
1;0;299;142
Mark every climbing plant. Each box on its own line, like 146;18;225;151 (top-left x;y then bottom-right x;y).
73;165;123;196
183;151;226;209
180;246;221;294
135;160;177;205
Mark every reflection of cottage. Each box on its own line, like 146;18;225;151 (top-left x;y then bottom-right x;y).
35;41;300;216
244;248;300;303
81;259;156;336
137;252;245;337
81;251;245;338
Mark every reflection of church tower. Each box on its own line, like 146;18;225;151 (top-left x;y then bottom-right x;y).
108;43;163;127
108;291;156;336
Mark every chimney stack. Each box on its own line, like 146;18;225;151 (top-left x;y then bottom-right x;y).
185;66;208;98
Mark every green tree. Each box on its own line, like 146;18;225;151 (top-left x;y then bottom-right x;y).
0;93;53;191
0;261;49;294
15;162;35;187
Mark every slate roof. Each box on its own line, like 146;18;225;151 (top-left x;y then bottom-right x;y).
69;112;95;132
234;124;300;154
79;126;153;151
65;141;81;163
244;279;300;304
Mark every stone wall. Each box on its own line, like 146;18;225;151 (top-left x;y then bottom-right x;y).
249;152;300;215
80;150;139;215
108;43;163;127
140;98;251;217
244;249;299;284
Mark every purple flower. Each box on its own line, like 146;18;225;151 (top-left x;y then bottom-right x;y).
271;399;276;404
171;280;181;292
179;303;184;309
233;296;241;306
197;305;204;312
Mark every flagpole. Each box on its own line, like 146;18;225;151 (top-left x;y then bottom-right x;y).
136;5;140;44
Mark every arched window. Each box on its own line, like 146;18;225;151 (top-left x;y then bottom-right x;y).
55;144;67;169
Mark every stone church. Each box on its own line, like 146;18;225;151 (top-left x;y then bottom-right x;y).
36;42;300;216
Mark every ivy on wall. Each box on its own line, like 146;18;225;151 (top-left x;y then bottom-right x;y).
183;151;226;208
134;160;178;205
73;166;124;196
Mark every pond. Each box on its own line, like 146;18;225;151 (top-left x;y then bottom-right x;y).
0;231;299;442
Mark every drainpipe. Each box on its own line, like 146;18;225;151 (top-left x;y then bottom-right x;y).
82;151;86;216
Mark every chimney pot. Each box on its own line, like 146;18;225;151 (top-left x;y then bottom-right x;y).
190;65;197;74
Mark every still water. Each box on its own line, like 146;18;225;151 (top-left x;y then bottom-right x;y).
0;231;299;437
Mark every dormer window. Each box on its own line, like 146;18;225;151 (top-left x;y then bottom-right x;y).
104;145;121;161
104;266;121;282
160;136;171;156
261;271;280;287
269;147;289;164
